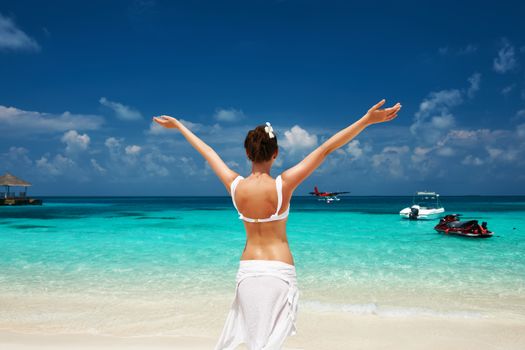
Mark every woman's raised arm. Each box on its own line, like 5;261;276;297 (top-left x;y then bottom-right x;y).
152;115;239;192
281;99;401;192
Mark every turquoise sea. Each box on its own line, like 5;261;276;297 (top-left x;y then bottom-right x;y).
1;196;524;335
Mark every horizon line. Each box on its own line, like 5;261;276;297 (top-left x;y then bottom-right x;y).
29;194;525;198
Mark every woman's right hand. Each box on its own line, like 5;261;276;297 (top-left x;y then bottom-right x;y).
363;99;401;125
152;115;180;129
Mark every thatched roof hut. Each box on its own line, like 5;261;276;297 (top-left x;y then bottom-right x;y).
0;172;32;187
0;173;41;204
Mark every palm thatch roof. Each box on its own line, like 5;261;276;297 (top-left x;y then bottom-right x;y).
0;172;32;187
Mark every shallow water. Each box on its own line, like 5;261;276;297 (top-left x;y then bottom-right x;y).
1;196;524;334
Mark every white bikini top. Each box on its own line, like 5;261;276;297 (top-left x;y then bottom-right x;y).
230;174;290;223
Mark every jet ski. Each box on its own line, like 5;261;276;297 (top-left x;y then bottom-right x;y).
434;214;493;238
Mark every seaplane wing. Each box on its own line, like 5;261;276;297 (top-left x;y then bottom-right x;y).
308;191;350;196
309;186;350;197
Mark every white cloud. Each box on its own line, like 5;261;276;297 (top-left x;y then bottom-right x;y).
61;130;90;154
0;13;40;52
444;128;497;145
0;105;104;135
436;147;455;157
446;129;485;141
486;146;518;162
102;138;182;177
493;39;517;73
383;146;410;154
411;146;432;163
415;90;462;122
90;158;106;173
411;144;455;164
1;146;32;167
179;156;198;176
99;97;142;120
125;145;142;155
517;124;525;138
105;137;125;159
346;140;364;160
462;155;484;166
104;137;124;160
431;113;455;129
501;84;515;96
214;108;245;122
105;137;140;165
147;122;170;135
280;125;318;154
36;154;75;176
411;89;462;143
467;73;481;98
486;147;503;160
105;137;122;150
412;73;504;153
431;125;524;168
371;146;409;178
143;151;176;177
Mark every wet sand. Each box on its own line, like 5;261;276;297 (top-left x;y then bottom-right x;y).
1;310;524;350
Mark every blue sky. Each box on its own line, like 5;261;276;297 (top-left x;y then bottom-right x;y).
1;0;525;196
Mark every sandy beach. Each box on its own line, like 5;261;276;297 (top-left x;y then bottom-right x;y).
1;310;524;350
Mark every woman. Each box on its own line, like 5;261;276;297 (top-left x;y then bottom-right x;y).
153;99;401;350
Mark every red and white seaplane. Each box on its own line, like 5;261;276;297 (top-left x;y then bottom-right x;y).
309;186;350;203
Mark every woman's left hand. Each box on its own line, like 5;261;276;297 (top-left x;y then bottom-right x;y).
152;115;180;129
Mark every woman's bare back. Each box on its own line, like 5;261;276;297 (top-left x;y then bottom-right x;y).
233;173;294;265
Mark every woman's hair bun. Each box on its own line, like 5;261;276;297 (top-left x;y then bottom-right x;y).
244;124;278;162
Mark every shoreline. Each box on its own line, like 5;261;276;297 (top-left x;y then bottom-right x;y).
2;288;523;333
1;312;524;350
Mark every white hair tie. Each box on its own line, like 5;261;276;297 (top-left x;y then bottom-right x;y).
264;121;275;139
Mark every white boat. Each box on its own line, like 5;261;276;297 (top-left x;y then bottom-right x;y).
399;191;445;220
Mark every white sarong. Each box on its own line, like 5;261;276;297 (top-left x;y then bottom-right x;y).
214;259;299;350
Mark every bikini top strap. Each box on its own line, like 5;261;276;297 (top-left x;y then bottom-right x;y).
230;175;243;211
274;175;283;216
